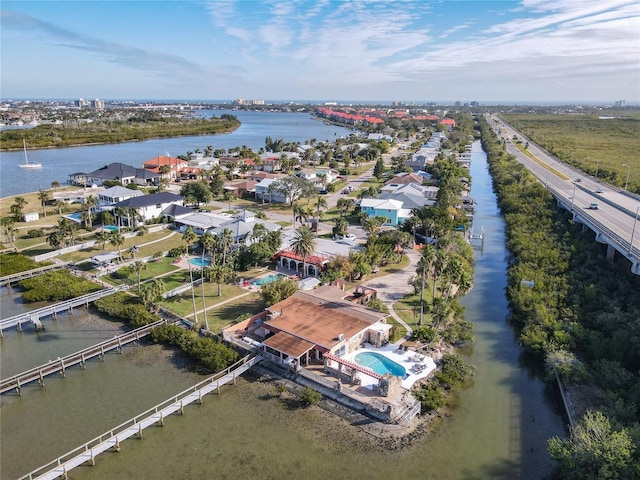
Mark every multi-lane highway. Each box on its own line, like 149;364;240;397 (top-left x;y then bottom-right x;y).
488;114;640;274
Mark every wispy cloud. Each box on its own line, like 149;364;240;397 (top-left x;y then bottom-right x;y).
439;21;475;40
1;10;205;77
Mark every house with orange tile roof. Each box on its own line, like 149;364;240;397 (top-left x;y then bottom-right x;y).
142;155;189;180
237;285;390;370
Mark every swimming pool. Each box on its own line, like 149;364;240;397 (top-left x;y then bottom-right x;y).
64;212;83;222
354;352;406;377
189;258;211;267
252;273;285;286
103;225;118;232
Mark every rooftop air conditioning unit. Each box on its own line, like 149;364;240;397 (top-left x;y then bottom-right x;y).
337;333;344;341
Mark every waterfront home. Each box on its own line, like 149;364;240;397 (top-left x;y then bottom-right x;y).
86;162;160;187
112;192;184;226
67;172;90;187
97;186;144;211
53;185;104;204
173;211;231;235
242;286;390;369
378;183;438;209
359;198;410;227
208;210;281;245
385;172;424;185
142;155;188;180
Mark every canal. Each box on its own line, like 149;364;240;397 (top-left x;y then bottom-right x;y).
1;140;566;480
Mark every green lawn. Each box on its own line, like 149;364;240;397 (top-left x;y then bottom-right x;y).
159;283;246;319
204;294;265;333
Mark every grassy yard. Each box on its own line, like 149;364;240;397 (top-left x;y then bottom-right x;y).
501;112;640;192
47;230;180;263
203;293;265;333
159;282;254;322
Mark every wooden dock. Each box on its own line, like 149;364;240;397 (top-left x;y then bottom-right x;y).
0;286;125;337
19;354;262;480
0;317;174;395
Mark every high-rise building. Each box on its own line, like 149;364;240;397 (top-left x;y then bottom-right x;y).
91;98;105;109
75;98;90;109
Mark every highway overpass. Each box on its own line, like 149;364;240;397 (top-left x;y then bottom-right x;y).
488;114;640;275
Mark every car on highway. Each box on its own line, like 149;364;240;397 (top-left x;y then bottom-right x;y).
595;188;604;194
575;178;582;183
589;203;599;210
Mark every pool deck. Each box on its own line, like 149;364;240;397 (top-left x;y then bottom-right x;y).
342;344;436;390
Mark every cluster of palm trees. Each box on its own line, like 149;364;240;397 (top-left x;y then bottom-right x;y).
179;227;246;330
323;230;413;283
292;197;328;233
414;235;474;341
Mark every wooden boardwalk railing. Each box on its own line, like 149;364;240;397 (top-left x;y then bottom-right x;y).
0;262;73;287
19;354;262;480
0;286;125;337
0;318;172;395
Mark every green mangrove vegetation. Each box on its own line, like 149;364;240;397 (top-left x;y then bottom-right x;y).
0;252;49;276
19;270;101;302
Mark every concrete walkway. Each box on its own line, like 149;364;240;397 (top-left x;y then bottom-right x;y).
362;249;421;344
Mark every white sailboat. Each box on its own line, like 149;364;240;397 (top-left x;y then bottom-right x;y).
19;139;42;169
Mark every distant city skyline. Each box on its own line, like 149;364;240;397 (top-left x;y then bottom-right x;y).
1;1;638;104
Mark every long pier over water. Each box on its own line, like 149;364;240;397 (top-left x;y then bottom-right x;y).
19;354;262;480
0;286;126;336
0;318;174;395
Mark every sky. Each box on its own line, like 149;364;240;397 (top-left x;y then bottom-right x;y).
1;0;639;104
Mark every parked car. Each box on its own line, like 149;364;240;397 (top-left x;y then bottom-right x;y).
336;233;356;241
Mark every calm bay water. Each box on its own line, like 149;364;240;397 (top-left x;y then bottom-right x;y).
0;110;352;198
1;131;565;479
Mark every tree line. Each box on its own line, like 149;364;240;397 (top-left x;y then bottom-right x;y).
479;115;640;479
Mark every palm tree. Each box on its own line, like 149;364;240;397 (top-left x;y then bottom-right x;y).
418;244;435;325
109;230;125;262
314;196;327;235
10;196;27;221
182;227;199;328
293;202;306;228
251;223;267;244
81;210;93;229
219;228;234;266
130;260;147;291
290;225;316;277
37;190;50;218
84;195;97;229
139;279;165;312
114;207;128;232
95;231;109;249
206;264;231;298
53;200;65;216
224;191;235;213
127;207;142;229
1;217;16;250
432;249;449;306
199;232;216;331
